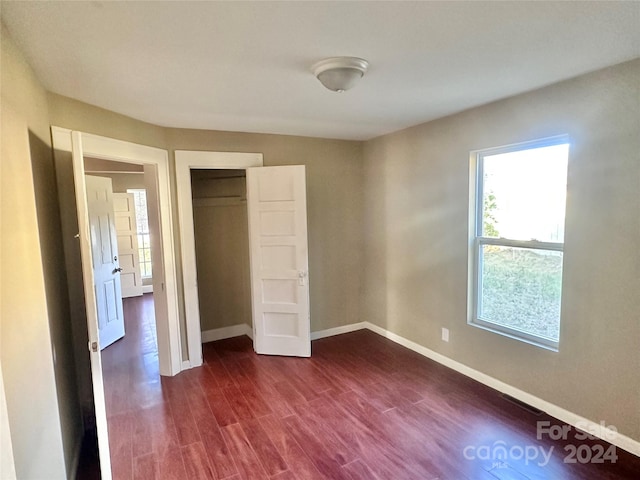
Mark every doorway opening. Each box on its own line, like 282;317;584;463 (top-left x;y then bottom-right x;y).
175;151;263;367
84;159;155;298
191;169;253;343
51;128;182;479
82;157;164;353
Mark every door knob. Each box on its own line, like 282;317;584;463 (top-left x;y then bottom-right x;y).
113;267;123;274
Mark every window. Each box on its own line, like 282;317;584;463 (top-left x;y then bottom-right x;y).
127;189;152;278
469;136;569;350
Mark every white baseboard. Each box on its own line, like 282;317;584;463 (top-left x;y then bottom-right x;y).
310;322;366;340
201;324;253;343
362;321;640;457
201;322;362;344
142;285;153;294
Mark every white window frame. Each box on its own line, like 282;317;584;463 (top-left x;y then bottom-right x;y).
127;188;152;278
468;135;569;351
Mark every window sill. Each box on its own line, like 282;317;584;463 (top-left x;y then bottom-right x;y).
468;319;559;352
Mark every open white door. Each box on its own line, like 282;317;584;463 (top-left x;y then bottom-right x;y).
113;193;143;298
246;165;311;357
70;133;112;480
85;176;126;349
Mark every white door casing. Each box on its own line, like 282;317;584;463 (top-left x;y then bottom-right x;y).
175;150;263;368
52;126;181;377
86;176;126;349
246;165;311;357
52;127;182;480
113;193;143;298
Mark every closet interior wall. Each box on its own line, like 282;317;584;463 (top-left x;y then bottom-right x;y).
191;169;252;334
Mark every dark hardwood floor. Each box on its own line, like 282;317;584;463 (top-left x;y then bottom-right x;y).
92;294;640;479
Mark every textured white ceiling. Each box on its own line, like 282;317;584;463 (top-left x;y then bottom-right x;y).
3;1;639;140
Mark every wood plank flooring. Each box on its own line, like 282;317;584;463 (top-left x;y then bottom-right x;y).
96;294;640;479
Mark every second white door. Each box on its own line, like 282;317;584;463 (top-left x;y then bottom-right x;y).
246;165;311;357
113;193;143;298
86;175;126;350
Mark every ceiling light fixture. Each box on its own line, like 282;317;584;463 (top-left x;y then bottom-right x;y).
311;57;369;93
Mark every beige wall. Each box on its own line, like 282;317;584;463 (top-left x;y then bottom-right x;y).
87;172;146;193
48;93;168;150
192;172;252;331
362;59;640;441
83;157;147;194
1;24;81;479
0;364;16;479
84;157;144;174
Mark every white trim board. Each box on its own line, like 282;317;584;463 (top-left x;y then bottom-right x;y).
310;322;366;340
200;320;640;456
199;322;363;345
174;150;263;369
201;324;253;343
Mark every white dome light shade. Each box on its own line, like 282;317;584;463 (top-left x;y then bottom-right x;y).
312;57;369;92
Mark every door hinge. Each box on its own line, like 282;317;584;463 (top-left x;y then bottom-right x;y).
89;341;98;353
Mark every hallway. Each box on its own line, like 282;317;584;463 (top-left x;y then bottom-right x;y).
103;294;162;419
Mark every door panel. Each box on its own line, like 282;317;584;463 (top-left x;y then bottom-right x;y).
113;193;143;297
247;165;310;357
86;175;125;350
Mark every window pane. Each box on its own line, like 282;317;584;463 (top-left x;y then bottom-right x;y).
142;234;149;249
128;189;152;277
479;245;562;341
142;262;152;278
482;144;568;242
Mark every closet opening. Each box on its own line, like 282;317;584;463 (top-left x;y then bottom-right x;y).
191;169;253;344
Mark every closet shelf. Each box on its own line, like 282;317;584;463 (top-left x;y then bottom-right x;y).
193;196;246;207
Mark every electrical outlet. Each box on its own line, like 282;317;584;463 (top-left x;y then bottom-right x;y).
441;327;449;342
